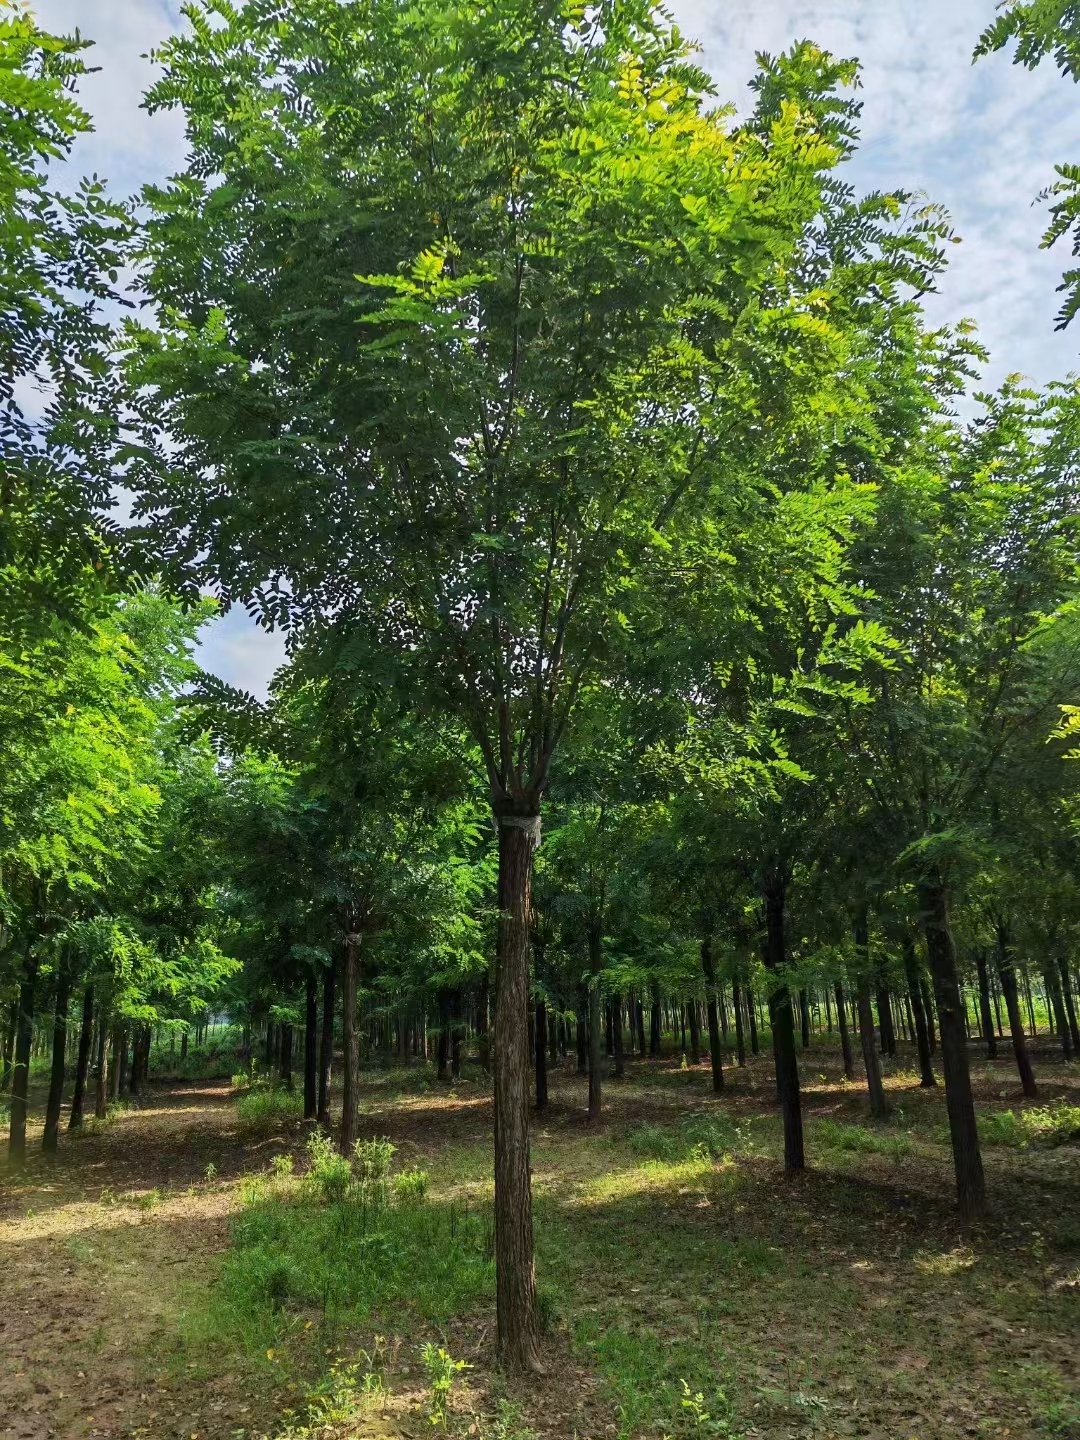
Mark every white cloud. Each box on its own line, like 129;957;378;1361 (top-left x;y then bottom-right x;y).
30;0;1080;697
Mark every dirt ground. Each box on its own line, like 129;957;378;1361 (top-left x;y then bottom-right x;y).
0;1040;1078;1440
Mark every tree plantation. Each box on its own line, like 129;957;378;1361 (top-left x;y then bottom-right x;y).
1;3;1079;1437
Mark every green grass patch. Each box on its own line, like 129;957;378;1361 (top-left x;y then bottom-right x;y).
622;1112;747;1165
815;1118;912;1159
979;1101;1080;1149
235;1086;304;1126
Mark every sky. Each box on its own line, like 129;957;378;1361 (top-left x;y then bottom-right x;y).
32;0;1080;697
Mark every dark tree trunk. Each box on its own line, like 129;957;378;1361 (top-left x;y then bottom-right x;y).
264;1021;275;1068
534;1000;548;1111
700;938;724;1093
8;955;39;1167
1;996;16;1091
43;966;71;1153
919;874;985;1221
549;1001;558;1064
477;970;491;1074
492;810;541;1372
762;868;804;1173
687;999;700;1065
587;952;603;1122
94;1004;109;1119
180;1029;188;1060
975;950;997;1059
732;980;747;1067
279;1023;294;1091
111;1026;124;1100
903;939;935;1088
995;924;1037;1098
318;961;335;1128
1057;956;1080;1053
613;994;625;1078
304;972;318;1120
877;985;896;1057
920;975;937;1053
747;988;759;1055
451;988;463;1081
69;985;94;1131
649;980;661;1056
339;934;360;1155
635;995;646;1055
834;981;855;1081
799;989;810;1048
437;988;451;1081
604;1001;614;1058
1045;965;1072;1061
575;985;587;1075
854;910;889;1120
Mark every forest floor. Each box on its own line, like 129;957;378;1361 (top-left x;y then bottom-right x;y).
0;1040;1079;1440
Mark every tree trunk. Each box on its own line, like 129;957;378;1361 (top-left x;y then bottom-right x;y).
1057;956;1080;1054
649;980;661;1056
304;972;318;1119
903;939;935;1088
1045;964;1072;1062
0;996;16;1091
919;874;985;1221
877;985;896;1057
762;867;804;1173
747;988;759;1055
339;934;360;1154
613;994;625;1078
975;950;997;1059
534;1000;548;1111
834;981;855;1080
451;988;463;1082
587;953;603;1122
318;961;335;1128
635;996;646;1055
732;980;747;1067
437;987;451;1081
69;985;94;1131
854;910;889;1120
575;985;587;1075
492;809;541;1372
94;1005;109;1119
8;955;38;1167
279;1023;294;1092
995;923;1037;1098
43;966;71;1153
700;937;724;1093
799;989;810;1048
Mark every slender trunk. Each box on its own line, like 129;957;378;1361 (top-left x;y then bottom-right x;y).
340;934;360;1154
747;988;759;1055
549;1001;558;1065
492;809;541;1371
534;1000;548;1112
613;994;625;1078
854;910;889;1120
587;932;603;1122
975;950;997;1059
762;868;803;1173
477;971;491;1075
304;973;318;1120
8;955;39;1167
649;980;661;1056
575;985;587;1075
995;924;1037;1099
732;980;747;1067
438;988;451;1081
318;961;335;1128
604;1002;614;1058
1045;965;1072;1062
834;981;855;1081
799;989;810;1048
700;938;724;1093
279;1023;294;1092
635;996;646;1055
0;997;16;1091
69;985;94;1131
1057;956;1080;1053
903;939;935;1088
94;1005;109;1119
877;986;896;1057
43;966;71;1153
451;988;463;1082
919;875;985;1221
110;1026;124;1100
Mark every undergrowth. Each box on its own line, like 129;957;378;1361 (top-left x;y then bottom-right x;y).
979;1101;1080;1149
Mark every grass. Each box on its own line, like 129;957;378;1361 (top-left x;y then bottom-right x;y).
978;1100;1080;1148
235;1085;305;1127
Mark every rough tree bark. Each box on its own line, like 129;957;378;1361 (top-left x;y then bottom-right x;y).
43;964;71;1153
700;937;724;1093
833;981;855;1081
853;908;889;1121
318;960;335;1128
902;938;935;1088
762;866;804;1173
69;985;95;1131
919;873;985;1220
974;950;997;1060
995;922;1037;1099
492;809;542;1372
94;1004;109;1119
732;979;747;1067
339;932;360;1155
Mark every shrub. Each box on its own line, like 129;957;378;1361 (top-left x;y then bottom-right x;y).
980;1102;1080;1149
392;1167;429;1205
305;1130;353;1202
236;1086;304;1127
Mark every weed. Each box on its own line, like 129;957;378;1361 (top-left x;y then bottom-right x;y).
274;1356;385;1438
816;1118;911;1158
269;1152;295;1181
204;1161;217;1181
306;1130;352;1202
980;1101;1080;1149
420;1342;469;1430
237;1086;304;1127
392;1166;429;1205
